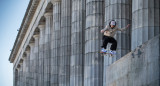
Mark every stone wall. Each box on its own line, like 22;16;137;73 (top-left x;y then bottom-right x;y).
105;35;160;86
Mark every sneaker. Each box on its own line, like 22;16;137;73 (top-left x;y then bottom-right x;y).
110;50;116;54
101;48;107;53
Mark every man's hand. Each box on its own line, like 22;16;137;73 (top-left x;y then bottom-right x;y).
126;24;131;28
101;30;105;33
105;25;108;28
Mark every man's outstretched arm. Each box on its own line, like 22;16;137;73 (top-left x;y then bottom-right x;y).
117;24;131;31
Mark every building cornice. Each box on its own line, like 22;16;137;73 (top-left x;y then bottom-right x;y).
9;0;40;63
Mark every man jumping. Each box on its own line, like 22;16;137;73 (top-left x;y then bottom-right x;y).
100;20;130;55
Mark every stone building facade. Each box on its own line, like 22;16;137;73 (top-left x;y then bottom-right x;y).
9;0;159;86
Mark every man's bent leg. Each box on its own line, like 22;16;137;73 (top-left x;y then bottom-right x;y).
110;37;117;50
101;36;109;49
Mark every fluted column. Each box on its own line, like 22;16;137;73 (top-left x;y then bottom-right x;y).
38;24;45;86
104;0;132;85
59;0;71;86
51;0;61;85
25;50;30;86
70;0;85;86
29;43;35;86
22;54;27;86
16;68;20;86
105;0;131;59
14;69;18;86
17;67;20;86
33;34;40;86
19;63;23;86
132;0;160;50
44;12;53;86
84;0;104;86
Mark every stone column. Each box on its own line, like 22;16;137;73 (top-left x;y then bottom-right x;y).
22;54;27;86
132;0;160;50
59;0;71;86
19;62;23;86
38;24;45;86
16;68;20;86
44;12;53;86
105;0;132;59
84;0;104;86
70;0;85;86
33;34;40;86
104;0;132;85
51;0;61;86
29;43;35;86
25;50;30;86
14;69;18;86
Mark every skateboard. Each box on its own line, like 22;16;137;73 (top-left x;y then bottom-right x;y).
100;51;115;57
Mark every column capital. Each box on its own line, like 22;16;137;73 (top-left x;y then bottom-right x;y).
33;34;40;39
39;21;45;25
16;68;20;71
51;0;61;4
25;50;30;56
17;64;21;69
22;53;27;60
29;43;35;47
38;25;45;30
44;12;53;18
19;59;23;65
22;53;27;58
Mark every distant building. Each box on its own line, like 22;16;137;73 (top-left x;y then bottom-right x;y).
9;0;160;86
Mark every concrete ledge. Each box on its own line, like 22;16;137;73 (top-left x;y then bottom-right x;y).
105;35;160;86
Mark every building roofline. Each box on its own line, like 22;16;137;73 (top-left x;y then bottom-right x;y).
9;0;40;63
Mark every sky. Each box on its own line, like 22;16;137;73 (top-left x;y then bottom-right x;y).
0;0;30;86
